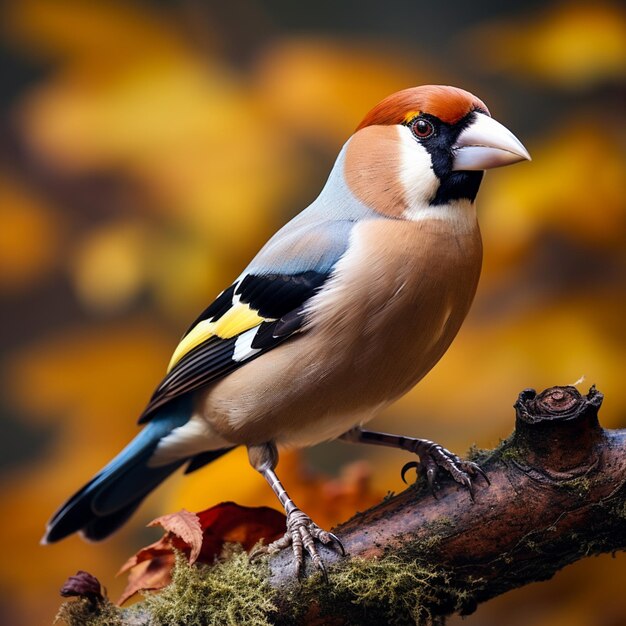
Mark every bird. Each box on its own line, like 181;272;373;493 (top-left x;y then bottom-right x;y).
43;85;530;576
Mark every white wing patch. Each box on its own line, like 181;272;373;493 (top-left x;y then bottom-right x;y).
233;327;262;362
167;296;267;372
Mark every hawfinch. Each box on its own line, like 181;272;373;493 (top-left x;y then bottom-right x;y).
44;85;530;575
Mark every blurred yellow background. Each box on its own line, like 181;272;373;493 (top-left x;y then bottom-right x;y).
0;1;624;624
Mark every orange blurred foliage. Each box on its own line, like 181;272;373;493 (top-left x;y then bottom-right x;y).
0;1;624;625
468;2;626;88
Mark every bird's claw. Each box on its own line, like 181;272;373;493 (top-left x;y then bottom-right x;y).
327;532;346;556
249;508;344;580
401;441;490;500
401;460;420;485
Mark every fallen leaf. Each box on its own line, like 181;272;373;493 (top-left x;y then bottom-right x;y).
117;535;178;577
117;502;285;604
195;502;286;562
117;555;175;606
60;570;104;603
148;508;203;565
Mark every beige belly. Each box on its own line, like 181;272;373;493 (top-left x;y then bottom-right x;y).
197;218;482;448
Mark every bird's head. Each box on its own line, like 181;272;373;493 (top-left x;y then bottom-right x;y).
344;85;530;219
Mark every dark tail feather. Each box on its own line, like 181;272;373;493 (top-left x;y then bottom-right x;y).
81;447;226;540
82;498;145;542
43;398;202;544
43;395;236;544
43;435;187;543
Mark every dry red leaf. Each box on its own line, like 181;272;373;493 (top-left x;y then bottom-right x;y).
148;508;203;564
117;502;285;605
117;555;175;606
60;570;105;604
195;502;286;562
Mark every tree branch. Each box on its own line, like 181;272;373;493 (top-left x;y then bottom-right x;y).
57;386;626;625
267;385;626;624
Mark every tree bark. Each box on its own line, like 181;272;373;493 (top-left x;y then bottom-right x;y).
58;386;626;625
268;385;626;624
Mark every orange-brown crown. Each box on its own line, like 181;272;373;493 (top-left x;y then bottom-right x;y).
356;85;489;131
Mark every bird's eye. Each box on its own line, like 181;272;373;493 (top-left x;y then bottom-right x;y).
412;119;434;139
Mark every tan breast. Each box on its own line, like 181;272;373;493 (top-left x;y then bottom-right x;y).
199;216;482;448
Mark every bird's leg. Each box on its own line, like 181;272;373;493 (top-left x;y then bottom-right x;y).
340;427;489;499
247;442;344;579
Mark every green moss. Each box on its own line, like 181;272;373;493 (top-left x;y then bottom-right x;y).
560;476;591;497
291;526;472;625
327;556;443;624
425;516;453;533
497;443;526;464
465;444;492;464
143;549;277;626
403;517;453;556
467;436;527;467
54;597;124;626
297;554;470;626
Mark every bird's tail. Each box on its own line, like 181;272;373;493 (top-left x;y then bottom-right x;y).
43;397;230;543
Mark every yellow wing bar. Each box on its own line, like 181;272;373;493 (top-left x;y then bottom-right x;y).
167;302;267;372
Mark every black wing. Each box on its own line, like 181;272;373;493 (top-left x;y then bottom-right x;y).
138;271;329;423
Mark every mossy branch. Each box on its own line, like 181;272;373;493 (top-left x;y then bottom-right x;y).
57;386;626;625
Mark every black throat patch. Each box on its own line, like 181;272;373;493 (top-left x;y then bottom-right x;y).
405;111;485;205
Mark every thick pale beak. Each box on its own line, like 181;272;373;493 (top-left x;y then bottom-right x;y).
452;112;531;171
